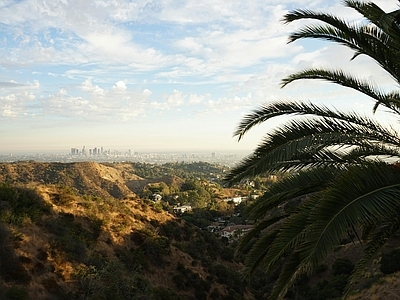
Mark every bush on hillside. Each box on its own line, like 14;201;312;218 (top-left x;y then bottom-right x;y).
4;286;29;300
45;213;100;262
140;236;171;266
0;184;50;225
332;257;354;276
380;248;400;274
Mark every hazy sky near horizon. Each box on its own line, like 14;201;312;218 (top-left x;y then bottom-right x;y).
1;0;399;154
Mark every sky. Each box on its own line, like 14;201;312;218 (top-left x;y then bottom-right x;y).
1;0;399;155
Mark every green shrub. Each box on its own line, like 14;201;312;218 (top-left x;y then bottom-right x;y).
173;263;211;298
380;248;400;274
74;262;138;300
160;221;185;241
151;287;184;300
45;213;100;262
316;264;328;273
0;184;50;225
141;236;171;266
331;274;349;294
307;280;341;300
115;247;149;271
0;247;31;284
209;263;243;294
300;263;352;300
4;286;29;300
332;257;354;276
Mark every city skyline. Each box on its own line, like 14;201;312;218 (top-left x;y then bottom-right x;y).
0;147;249;166
1;1;399;154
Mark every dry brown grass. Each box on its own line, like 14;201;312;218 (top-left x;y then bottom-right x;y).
348;273;400;300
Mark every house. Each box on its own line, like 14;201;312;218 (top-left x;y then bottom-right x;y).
206;225;223;233
173;205;192;215
151;193;162;201
223;197;243;206
220;225;253;239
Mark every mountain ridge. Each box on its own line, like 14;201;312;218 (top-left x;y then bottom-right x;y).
0;161;187;200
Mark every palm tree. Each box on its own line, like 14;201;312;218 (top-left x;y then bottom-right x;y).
224;1;400;299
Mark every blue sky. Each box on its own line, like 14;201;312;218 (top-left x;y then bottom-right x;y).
0;0;398;154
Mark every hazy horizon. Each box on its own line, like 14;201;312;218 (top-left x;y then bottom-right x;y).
1;148;252;156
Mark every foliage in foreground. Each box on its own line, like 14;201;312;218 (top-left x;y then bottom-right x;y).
225;1;400;299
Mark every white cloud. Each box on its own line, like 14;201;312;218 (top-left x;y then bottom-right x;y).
0;79;151;121
204;93;254;113
81;80;105;96
188;94;206;104
151;89;186;110
0;90;36;117
112;81;127;92
142;89;152;97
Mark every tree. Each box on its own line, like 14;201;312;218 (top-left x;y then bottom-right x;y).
224;1;400;299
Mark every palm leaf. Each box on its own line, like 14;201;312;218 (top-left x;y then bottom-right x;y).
233;101;400;141
299;163;400;268
281;69;400;114
225;110;400;184
246;166;342;220
230;2;400;299
244;196;317;278
283;7;400;85
345;218;400;297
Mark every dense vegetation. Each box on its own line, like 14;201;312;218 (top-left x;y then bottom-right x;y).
129;161;227;182
0;181;250;300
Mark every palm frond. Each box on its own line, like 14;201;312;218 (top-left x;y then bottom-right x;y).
244;196;316;278
299;163;400;268
242;228;280;276
246;166;342;220
233;101;400;141
281;69;400;114
283;8;400;84
346;0;400;43
226;110;400;184
269;251;309;300
231;2;400;299
345;218;400;297
345;0;386;24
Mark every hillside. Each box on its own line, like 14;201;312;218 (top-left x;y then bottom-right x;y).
0;161;191;200
3;161;400;299
0;161;251;300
